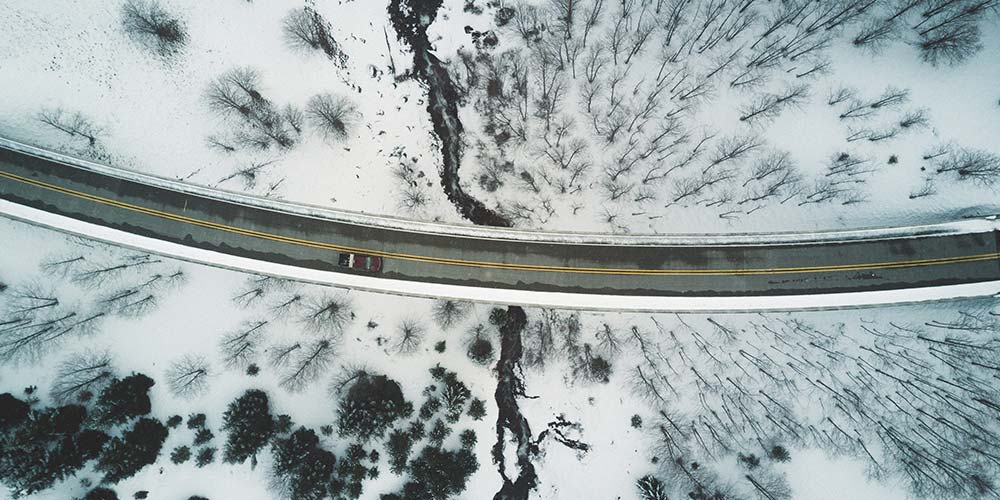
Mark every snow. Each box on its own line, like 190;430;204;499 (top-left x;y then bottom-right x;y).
3;214;997;500
0;0;461;224
2;0;999;236
3;1;1000;499
0;216;499;500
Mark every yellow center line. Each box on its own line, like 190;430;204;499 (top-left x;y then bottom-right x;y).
1;168;998;276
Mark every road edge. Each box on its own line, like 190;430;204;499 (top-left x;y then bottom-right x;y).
3;199;998;313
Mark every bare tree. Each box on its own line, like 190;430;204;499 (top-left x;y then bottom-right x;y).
217;159;278;190
71;253;161;289
432;300;472;329
166;354;211;399
934;147;1000;185
37;108;103;147
740;151;802;207
121;0;188;57
206;135;237;153
96;268;185;318
898;108;930;130
50;351;116;403
306;93;358;141
395;319;425;354
595;323;622;357
280;338;336;392
705;134;762;173
398;185;430;213
282;7;349;67
219;320;267;369
232;275;288;308
913;0;994;66
868;86;910;109
852;20;896;53
827;85;857;106
1;284;105;364
299;293;353;336
739;85;809;124
268;341;302;369
909;178;937;199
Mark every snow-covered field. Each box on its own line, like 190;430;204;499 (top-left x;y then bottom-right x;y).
3;217;998;500
1;0;998;234
4;1;1000;499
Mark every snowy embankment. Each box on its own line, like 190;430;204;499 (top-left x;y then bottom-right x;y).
2;199;998;312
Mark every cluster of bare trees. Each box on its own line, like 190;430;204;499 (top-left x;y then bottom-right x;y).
448;0;898;228
831;86;928;144
513;309;615;384
121;0;188;58
621;301;1000;499
451;0;996;229
1;249;185;365
227;275;353;392
206;67;303;151
204;65;359;181
850;0;997;65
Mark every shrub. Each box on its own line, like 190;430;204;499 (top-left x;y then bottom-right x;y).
194;428;214;446
84;487;119;500
402;446;478;499
196;447;216;467
96;374;155;425
221;390;274;464
270;427;336;500
96;418;169;483
636;475;669;500
769;445;791;462
459;429;477;450
466;337;494;365
0;393;30;428
171;445;191;464
336;374;409;441
187;413;207;430
387;429;413;474
467;398;487;420
631;415;643;429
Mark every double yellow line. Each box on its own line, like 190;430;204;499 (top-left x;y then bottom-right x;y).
1;168;998;276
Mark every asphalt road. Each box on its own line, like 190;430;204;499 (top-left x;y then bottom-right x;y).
1;145;998;297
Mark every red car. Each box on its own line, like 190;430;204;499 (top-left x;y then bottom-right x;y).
338;252;382;273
